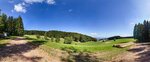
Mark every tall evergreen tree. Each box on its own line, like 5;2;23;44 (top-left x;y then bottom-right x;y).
16;16;24;36
133;24;137;39
133;21;150;42
1;13;7;32
143;20;149;41
7;16;14;35
0;10;24;37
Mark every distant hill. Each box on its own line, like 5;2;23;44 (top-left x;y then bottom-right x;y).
24;30;97;42
107;36;133;40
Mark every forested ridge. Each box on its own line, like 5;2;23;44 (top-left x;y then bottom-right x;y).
0;10;24;36
0;10;96;42
133;20;150;42
25;30;97;42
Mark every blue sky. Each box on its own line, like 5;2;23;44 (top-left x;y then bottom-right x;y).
0;0;150;37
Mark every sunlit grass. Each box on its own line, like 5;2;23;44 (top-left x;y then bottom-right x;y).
24;35;135;52
24;35;135;60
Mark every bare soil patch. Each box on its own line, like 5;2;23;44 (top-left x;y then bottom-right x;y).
0;37;61;62
111;42;150;62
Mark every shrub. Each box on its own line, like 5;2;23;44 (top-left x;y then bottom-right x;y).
44;32;49;40
74;52;100;62
55;37;60;43
51;37;54;42
36;35;41;39
61;55;75;62
61;46;78;53
44;37;48;40
64;37;73;44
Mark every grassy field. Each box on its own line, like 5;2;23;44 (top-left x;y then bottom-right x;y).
24;35;135;60
24;35;135;51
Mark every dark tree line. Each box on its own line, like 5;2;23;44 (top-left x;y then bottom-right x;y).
107;36;133;40
25;30;97;42
133;20;150;42
0;10;24;36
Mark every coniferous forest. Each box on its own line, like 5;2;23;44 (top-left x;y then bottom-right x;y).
25;30;97;42
133;20;150;42
0;11;24;36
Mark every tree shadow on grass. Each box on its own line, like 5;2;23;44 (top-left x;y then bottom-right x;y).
0;40;47;62
127;47;145;53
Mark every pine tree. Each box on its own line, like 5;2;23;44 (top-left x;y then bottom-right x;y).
1;13;7;32
133;24;137;39
143;20;149;41
134;23;144;42
6;16;14;35
0;10;24;37
16;16;24;36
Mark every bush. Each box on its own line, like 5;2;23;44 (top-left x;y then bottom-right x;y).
55;37;60;43
44;36;49;40
36;35;41;39
61;55;75;62
64;37;73;44
44;32;49;40
61;46;78;53
74;52;100;62
51;37;54;42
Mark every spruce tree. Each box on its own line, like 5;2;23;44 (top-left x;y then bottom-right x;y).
16;16;24;36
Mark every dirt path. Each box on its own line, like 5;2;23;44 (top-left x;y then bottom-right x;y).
111;42;150;62
0;37;61;62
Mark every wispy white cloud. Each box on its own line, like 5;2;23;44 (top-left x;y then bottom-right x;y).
13;0;55;13
47;0;55;4
90;33;99;37
24;0;44;4
14;3;26;13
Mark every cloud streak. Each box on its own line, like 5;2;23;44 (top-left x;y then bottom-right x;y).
90;33;99;37
13;0;55;13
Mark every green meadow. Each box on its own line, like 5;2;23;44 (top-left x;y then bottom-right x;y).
24;35;135;60
24;35;135;52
